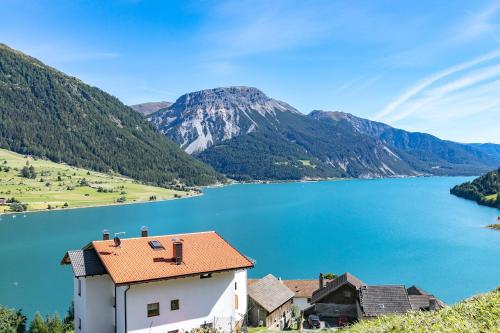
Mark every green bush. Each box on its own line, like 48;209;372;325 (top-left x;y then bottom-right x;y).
0;306;26;333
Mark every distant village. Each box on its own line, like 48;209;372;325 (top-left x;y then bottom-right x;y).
62;228;445;333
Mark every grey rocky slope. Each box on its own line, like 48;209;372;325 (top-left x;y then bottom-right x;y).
130;101;172;116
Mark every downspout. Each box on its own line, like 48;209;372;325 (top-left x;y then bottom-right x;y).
114;285;117;333
124;285;131;333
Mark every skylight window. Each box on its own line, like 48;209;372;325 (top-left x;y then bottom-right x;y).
149;240;164;250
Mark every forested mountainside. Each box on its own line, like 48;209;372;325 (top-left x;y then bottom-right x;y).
450;168;500;209
310;111;500;176
147;86;500;181
130;101;172;116
0;44;220;186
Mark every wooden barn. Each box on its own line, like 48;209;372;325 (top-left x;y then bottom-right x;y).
247;274;295;330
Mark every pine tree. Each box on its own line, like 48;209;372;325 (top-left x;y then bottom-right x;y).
28;312;48;333
46;313;64;333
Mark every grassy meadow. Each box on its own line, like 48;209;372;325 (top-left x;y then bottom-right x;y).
0;148;194;213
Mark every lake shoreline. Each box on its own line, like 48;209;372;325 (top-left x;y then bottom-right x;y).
0;174;478;216
0;192;202;216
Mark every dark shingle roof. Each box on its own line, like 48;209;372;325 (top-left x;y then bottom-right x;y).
63;249;107;277
359;285;412;317
248;274;295;313
408;295;431;310
311;272;365;303
407;285;429;296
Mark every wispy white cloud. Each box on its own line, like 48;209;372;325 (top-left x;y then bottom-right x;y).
374;48;500;120
454;0;500;42
199;0;342;60
383;62;500;123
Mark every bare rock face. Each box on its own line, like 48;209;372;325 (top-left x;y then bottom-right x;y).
130;101;172;116
148;87;299;154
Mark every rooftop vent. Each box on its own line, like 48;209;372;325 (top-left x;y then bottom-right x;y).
141;226;149;237
149;240;164;250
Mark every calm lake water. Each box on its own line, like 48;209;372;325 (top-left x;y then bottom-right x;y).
0;177;499;318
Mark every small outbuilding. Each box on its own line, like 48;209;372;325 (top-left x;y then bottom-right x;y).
0;198;6;205
247;274;295;330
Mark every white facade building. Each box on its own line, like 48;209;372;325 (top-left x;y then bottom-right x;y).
62;230;253;333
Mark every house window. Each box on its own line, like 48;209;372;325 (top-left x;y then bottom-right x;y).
200;273;212;279
171;299;180;311
234;282;237;290
78;318;81;330
147;303;160;317
343;290;351;298
234;294;239;310
77;279;81;296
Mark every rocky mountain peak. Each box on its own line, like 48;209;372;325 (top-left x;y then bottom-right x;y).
148;86;301;154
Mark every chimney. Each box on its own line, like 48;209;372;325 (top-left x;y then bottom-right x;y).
429;297;438;311
141;226;149;237
173;240;183;265
102;229;110;241
319;273;324;289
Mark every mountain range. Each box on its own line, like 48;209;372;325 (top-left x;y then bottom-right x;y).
147;87;500;180
0;43;219;186
1;42;498;184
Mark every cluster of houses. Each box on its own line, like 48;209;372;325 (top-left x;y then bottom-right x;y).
62;229;445;333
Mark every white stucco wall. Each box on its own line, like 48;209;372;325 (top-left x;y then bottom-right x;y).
74;275;114;333
293;297;311;311
114;269;248;333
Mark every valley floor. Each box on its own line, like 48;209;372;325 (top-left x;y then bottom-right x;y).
0;148;195;214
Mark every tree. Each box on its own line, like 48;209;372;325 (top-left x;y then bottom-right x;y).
46;313;64;333
28;312;48;333
0;306;26;333
63;302;74;327
20;165;36;179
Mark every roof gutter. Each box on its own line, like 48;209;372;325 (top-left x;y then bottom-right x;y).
124;285;131;333
113;265;254;287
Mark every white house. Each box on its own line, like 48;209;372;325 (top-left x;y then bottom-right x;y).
281;279;318;311
62;229;254;333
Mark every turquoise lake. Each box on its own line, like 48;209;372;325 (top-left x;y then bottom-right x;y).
0;176;499;318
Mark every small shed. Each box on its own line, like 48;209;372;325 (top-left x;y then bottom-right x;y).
247;274;295;330
0;198;6;205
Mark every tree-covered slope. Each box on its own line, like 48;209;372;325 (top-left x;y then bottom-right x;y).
0;43;220;186
450;168;500;209
340;288;500;333
310;111;500;176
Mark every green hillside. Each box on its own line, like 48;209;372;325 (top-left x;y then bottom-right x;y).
341;288;500;333
450;168;500;209
0;43;220;186
0;148;193;213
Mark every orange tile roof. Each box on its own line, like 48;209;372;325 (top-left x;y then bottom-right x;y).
282;279;319;298
91;231;253;285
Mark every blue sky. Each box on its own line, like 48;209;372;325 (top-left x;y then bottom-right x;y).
1;0;500;143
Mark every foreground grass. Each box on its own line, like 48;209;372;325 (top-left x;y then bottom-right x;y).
0;148;194;213
341;288;500;333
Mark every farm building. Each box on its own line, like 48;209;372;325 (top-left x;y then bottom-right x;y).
247;274;295;330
